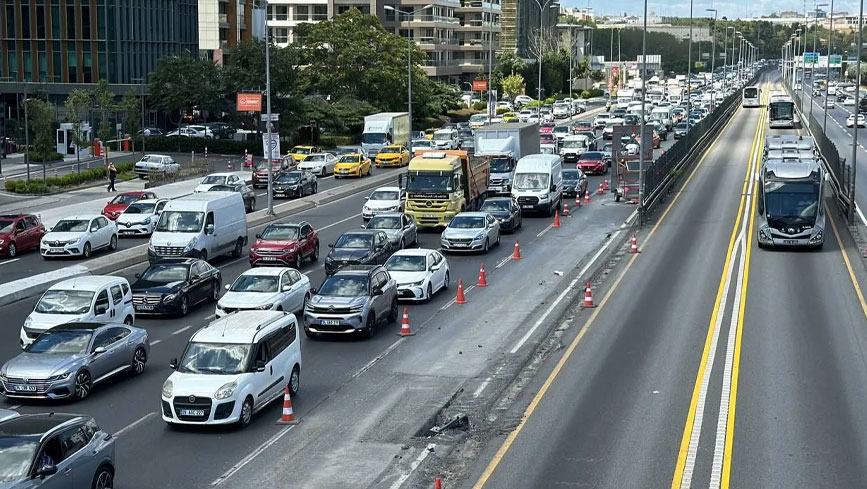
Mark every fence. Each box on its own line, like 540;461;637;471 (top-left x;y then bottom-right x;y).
143;152;218;189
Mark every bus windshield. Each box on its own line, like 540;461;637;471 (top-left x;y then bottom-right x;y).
769;103;794;121
764;181;820;224
744;87;758;98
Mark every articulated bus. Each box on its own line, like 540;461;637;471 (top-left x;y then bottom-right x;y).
767;94;796;129
742;86;762;107
756;159;825;249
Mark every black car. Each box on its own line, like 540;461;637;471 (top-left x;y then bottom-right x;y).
131;258;221;316
208;183;257;212
273;170;318;199
325;230;394;275
479;197;522;232
205;122;236;139
562;168;588;198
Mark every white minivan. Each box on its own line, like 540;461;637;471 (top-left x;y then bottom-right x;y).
511;154;563;216
148;192;248;263
21;276;135;348
161;310;302;428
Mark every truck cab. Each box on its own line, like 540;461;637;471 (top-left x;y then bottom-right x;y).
403;152;489;228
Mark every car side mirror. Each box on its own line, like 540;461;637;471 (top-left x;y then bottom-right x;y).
372;287;384;296
375;244;384;250
191;273;200;281
255;360;267;372
360;225;366;229
38;464;58;478
205;224;215;235
327;243;334;248
94;305;107;315
134;273;141;279
255;233;261;239
91;226;99;233
169;357;178;369
310;287;317;295
93;346;107;355
281;284;292;292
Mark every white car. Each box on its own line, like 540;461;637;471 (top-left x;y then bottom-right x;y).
167;126;213;138
116;198;169;236
593;113;611;130
41;215;118;259
552;103;571;119
527;114;541;124
194;172;244;193
440;212;501;254
847;114;866;128
513;95;534;106
134;154;179;178
518;109;534;122
298;152;337;177
497;101;514;112
385;248;450;302
216;267;311;318
412;139;435;154
362;187;405;221
552;125;571;141
841;96;856;107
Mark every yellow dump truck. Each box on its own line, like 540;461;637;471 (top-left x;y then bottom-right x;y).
403;151;490;228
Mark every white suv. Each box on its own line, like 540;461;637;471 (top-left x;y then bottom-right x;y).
161;310;302;428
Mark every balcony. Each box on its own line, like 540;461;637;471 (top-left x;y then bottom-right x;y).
407;14;461;24
423;59;461;67
418;37;462;47
456;0;502;12
455;39;499;50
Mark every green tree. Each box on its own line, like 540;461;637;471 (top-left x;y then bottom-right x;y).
120;89;141;151
64;88;92;180
92;80;115;155
27;98;55;163
148;56;224;122
502;73;525;99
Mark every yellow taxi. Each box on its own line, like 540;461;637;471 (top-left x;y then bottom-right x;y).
502;112;519;122
424;128;436;140
375;145;410;167
334;153;371;178
288;145;321;162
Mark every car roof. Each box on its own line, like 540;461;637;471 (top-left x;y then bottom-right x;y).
333;264;380;275
372;186;401;193
50;275;127;291
238;267;288;277
205;172;238;178
0;214;35;219
56;214;102;221
483;196;514;202
128;199;165;205
390;248;436;257
0;413;85;438
369;212;405;218
193;310;290;343
455;212;488;218
340;229;380;236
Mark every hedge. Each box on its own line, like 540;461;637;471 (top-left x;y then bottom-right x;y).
27;151;65;163
580;89;605;99
139;137;270;156
4;162;135;194
471;101;487;111
319;134;359;148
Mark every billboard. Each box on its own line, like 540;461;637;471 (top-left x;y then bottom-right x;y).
237;93;262;112
472;80;488;91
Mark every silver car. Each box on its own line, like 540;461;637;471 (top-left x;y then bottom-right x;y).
363;213;417;250
440;212;501;254
1;322;150;401
0;413;116;489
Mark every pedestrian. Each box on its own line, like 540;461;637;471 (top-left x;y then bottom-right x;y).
107;162;117;192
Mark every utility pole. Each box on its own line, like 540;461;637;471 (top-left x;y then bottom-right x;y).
824;0;834;132
533;0;559;101
23;81;30;184
810;3;828;121
850;0;863;223
687;0;693;133
707;9;717;109
263;0;275;216
639;0;647;223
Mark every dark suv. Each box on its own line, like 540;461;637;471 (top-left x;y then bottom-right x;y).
325;229;394;275
206;122;236;140
304;265;399;339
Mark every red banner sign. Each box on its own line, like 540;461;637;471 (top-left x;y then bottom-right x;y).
472;80;488;91
237;93;262;112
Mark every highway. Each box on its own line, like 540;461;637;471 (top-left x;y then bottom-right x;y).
462;71;867;488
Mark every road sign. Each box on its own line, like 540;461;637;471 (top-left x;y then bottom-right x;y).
260;113;280;122
830;54;843;67
472;79;488;91
262;133;281;161
803;52;819;65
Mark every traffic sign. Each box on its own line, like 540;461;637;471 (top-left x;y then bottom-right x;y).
262;133;281;160
830;54;843;67
803;52;819;64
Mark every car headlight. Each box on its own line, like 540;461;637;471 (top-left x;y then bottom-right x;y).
255;303;274;310
162;379;173;398
184;237;198;252
408;280;425;287
473;232;485;241
810;231;823;243
363;206;371;212
163;293;178;303
214;381;237;400
759;225;770;240
67;238;80;245
46;372;72;382
23;317;32;329
349;305;365;313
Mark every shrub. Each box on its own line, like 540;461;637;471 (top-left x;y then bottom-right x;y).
580;89;605;99
4;161;135;194
139;137;272;156
471;101;487;111
319;134;359;148
496;106;509;115
27;151;64;162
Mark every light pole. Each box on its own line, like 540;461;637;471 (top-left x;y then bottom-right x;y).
385;5;434;131
487;0;495;122
707;9;717;109
850;0;863;223
810;3;828;121
724;26;733;95
132;76;147;155
823;0;834;132
639;0;647;223
686;0;693;133
263;0;276;216
532;0;560;101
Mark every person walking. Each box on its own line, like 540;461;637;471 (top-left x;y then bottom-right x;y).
107;162;117;192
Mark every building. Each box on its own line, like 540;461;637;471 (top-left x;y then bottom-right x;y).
501;0;558;58
198;0;266;65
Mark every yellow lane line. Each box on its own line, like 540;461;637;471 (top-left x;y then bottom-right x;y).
828;211;867;321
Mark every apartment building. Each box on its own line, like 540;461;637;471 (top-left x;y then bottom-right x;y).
199;0;266;64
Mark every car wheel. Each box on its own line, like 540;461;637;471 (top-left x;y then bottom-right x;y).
232;238;243;258
237;396;254;429
209;280;220;302
92;465;114;489
388;297;399;323
443;271;450;290
123;316;134;325
82;242;92;258
179;295;189;316
132;347;147;375
496;233;501;246
425;283;433;303
289;365;301;397
311;244;319;262
313;182;318;194
7;242;16;258
364;313;376;339
74;370;92;400
249;198;256;212
483;238;489;253
294;253;303;270
109;234;118;251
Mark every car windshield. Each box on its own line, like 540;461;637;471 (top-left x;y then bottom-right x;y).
140;263;189;283
434;132;453;141
52;219;89;232
564;139;586;149
449;216;485;229
368;216;402;230
386;254;426;272
254;161;280;171
361;133;387;144
379;147;400;154
179;342;251;375
481;200;510;212
35;290;94;314
292;147;311;155
110;194;140;205
27;330;93;354
139;155;164;163
260;225;300;240
318;276;368;296
276;173;302;183
562;170;579;181
513;173;550;190
334;234;373;249
230;275;279;293
0;438;39;483
124;202;156;214
554;126;569;133
0;219;14;234
764;181;820;221
338;148;361;155
581;152;603;160
305;154;325;162
370;191;399;201
208;185;236;192
200;175;228;185
338;155;361;163
490;158;513;173
156;211;204;233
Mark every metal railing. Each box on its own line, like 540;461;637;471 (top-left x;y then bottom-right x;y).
143;153;214;189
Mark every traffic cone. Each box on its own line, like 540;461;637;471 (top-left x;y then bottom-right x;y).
512;241;522;260
582;282;596;308
630;232;640;254
597;182;605;195
477;264;488;287
576;194;582;208
584;190;591;203
435;479;443;489
563;202;569;216
603;178;610;191
455;280;467;304
553;210;561;228
398;308;415;336
276;386;299;424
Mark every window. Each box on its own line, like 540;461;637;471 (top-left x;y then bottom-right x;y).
51;5;60;38
24;216;39;229
93;329;114;350
108;327;131;343
81;5;90;39
289;270;302;283
121;283;130;296
110;285;123;305
94;290;110;313
313;5;327;20
293;5;307;20
275;5;288;20
67;50;77;82
66;5;75;39
205;212;214;232
36;5;45;38
23;51;32;82
267;323;296;357
272;27;288;44
252;340;270;368
81;419;99;442
82;51;92;83
21;5;30;38
5;5;14;37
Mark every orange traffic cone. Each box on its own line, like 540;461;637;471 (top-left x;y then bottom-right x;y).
582;282;596;308
603;178;610;191
576;194;582;208
597;182;605;195
398;308;415;336
435;479;443;489
584;190;591;203
477;264;488;287
553;210;561;228
276;386;299;424
512;241;522;260
455;280;467;304
630;232;640;254
563;203;569;216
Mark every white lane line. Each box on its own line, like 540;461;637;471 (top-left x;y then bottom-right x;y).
149;339;162;346
508;228;622;354
115;412;158;437
7;404;21;410
473;377;492;398
536;223;554;237
318;212;362;231
0;258;20;267
387;445;436;489
172;325;192;335
495;255;511;269
857;205;867;227
204;314;216;321
211;425;298;486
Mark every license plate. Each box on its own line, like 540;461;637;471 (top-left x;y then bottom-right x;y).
260;256;277;261
423;214;437;218
179;409;205;417
522;205;533;209
50;248;64;253
340;170;349;173
136;305;155;311
452;243;468;247
14;385;37;392
321;319;341;325
782;239;799;244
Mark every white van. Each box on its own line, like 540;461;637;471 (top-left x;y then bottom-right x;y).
650;107;673;131
432;128;459;150
148;192;247;263
511;154;563;216
161;310;302;428
21;276;135;348
560;134;591;163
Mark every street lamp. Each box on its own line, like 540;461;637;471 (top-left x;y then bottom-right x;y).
384;4;434;134
261;0;277;216
850;0;863;223
487;0;496;122
531;0;560;101
686;0;693;134
724;26;734;94
131;76;147;155
707;9;717;109
823;0;835;132
639;0;648;223
810;3;829;121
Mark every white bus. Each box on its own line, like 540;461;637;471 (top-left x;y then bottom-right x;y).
742;86;761;107
768;95;796;128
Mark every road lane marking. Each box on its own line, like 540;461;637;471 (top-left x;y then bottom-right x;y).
7;404;21;410
115;412;158;437
536;223;553;237
495;255;511;269
857;205;867;227
149;339;162;346
318;212;362;231
440;284;476;310
211;425;298;486
827;210;867;321
387;445;435;489
0;258;20;267
172;325;192;335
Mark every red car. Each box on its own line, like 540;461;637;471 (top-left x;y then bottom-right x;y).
540;133;556;145
0;214;46;258
252;160;285;188
539;123;556;134
102;191;157;220
577;151;609;175
249;221;319;268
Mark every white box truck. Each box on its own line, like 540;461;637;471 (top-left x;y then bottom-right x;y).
473;122;540;195
361;112;410;159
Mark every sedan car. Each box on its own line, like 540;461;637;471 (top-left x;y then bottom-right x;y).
208;182;257;212
375;145;410;167
540;133;557;146
0;214;45;258
440;212;500;253
364;213;417;249
272;170;318;199
131;258;221;316
847;113;866;128
674;122;689;139
116;198;169;236
0;322;149;400
133;154;179;178
334;153;371;178
539;122;556;135
385;249;449;302
577;151;609;175
562;168;588;198
101;191;157;220
194;172;244;193
216;267;311;318
249;221;319;268
298;152;338;176
362;187;405;220
513;95;534;106
479;197;522;232
41;215;118;259
251;159;284;188
325;229;394;275
552;125;571;141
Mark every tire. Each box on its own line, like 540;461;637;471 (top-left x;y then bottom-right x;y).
399;238;405;250
82;242;92;259
249;198;256;212
7;242;16;258
131;347;147;375
91;465;114;489
483;238;490;254
232;238;243;258
443;272;450;290
294;253;303;271
313;182;318;194
496;233;501;246
311;244;319;262
108;234;118;251
364;313;376;339
517;216;523;229
289;365;301;397
123;316;133;325
73;370;92;400
425;283;433;303
209;280;220;302
299;293;309;314
387;298;399;323
237;396;254;429
179;295;189;316
321;167;327;177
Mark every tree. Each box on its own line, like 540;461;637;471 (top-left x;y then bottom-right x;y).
148;56;224;123
27;98;55;163
65;88;92;181
120;89;141;151
502;73;525;99
92;80;115;155
497;51;527;75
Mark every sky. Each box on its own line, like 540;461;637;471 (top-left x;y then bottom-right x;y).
564;0;864;20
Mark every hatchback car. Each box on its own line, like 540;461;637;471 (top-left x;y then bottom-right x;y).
1;322;149;400
41;215;118;259
674;122;689;139
131;258;221;316
385;249;450;302
304;265;398;338
364;213;417;249
362;187;405;220
325;230;394;275
272;170;318;199
194;172;244;193
0;413;115;488
552;125;571;141
479;197;522;232
116;199;169;236
562;168;588;198
847;113;866;128
440;212;501;253
0;214;45;258
577;151;609;175
251;160;284;188
250;221;319;268
101;191;158;220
